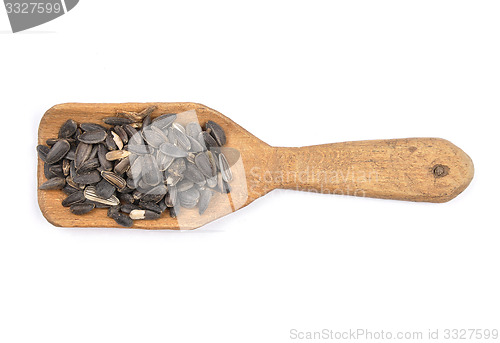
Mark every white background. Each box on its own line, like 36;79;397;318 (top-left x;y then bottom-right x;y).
0;1;498;342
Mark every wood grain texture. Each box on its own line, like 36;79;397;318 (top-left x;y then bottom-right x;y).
38;103;474;229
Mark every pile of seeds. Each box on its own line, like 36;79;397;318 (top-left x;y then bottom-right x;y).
37;106;233;227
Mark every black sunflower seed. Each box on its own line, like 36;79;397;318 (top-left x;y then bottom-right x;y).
206;120;226;146
103;117;134;126
76;158;100;173
36;145;50;162
45;139;70;164
39;177;66;190
95;178;116;199
62;190;86;207
111;212;133;227
70;202;95;215
75;142;93;168
73;170;101;185
58;119;78;139
78;129;107;144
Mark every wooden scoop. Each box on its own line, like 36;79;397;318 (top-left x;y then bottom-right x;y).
38;103;474;230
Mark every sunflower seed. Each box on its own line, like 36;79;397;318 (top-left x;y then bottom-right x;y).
152;113;176;129
172;122;186;135
177;180;194;192
198;188;212;215
97;144;113;171
109;131;122;150
167;158;186;176
84;186;120;206
95;178;116;199
58;119;78;139
105;131;118;151
62;159;71;176
179;187;200;208
107;205;121;217
140;113;151;127
139;201;162;214
103;117;133;126
78;129;107;144
200;131;218;148
143;184;167;201
195;152;215;177
44;162;58;179
206;120;226;146
114;156;130;175
115;125;128;144
165;187;178;207
159;143;188;158
184;162;205;183
186;122;202;138
39;177;66;190
73;170;101;184
37;145;50;162
111;212;133;227
118;193;135;205
173;129;191;151
75;142;92;168
142;128;167;148
165;173;183;186
76;158;100;173
141;154;162;186
129;209;161;220
63;185;79;194
48;164;64;178
188;136;205;152
66;176;84;190
101;170;127;190
156;152;174;171
123;124;142;145
219;152;233;182
62;191;85;207
65;148;76;160
46;139;70;164
70;203;95;215
106;150;130;161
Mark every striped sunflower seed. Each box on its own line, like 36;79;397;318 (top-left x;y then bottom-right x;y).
101;170;127;190
84;185;120;206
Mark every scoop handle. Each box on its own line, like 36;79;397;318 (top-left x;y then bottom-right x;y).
272;138;473;202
